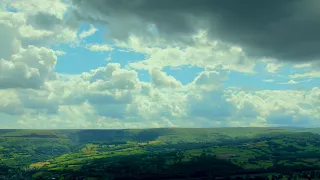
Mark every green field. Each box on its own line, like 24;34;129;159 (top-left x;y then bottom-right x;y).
1;127;320;179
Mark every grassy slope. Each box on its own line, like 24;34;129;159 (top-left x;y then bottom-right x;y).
1;127;320;174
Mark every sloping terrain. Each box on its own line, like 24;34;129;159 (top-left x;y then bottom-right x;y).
1;128;320;179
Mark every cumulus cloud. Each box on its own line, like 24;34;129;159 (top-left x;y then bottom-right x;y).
0;90;24;115
71;0;320;63
150;68;182;88
0;15;22;60
122;35;255;73
189;67;229;91
1;0;319;129
5;0;68;18
0;46;58;89
1;62;319;128
228;88;320;127
187;91;236;124
0;0;80;90
1;0;79;47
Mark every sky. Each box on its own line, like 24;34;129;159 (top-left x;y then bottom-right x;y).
0;0;319;129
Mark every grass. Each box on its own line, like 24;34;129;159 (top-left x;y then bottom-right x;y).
2;127;320;174
256;161;273;169
30;144;149;171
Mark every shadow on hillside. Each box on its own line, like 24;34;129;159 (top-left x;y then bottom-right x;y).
76;128;175;143
38;151;244;180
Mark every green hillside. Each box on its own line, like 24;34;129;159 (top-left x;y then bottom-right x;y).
1;128;320;179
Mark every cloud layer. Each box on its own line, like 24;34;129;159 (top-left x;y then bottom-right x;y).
0;0;319;129
71;0;320;63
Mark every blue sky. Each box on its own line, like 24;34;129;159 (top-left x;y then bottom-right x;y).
0;0;319;129
53;27;317;91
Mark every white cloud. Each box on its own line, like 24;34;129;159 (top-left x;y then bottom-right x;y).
79;24;97;39
17;102;98;129
4;0;68;19
115;34;256;73
0;0;79;88
187;91;236;124
0;18;22;60
1;0;78;47
19;25;54;39
55;50;66;56
189;66;229;91
150;68;182;89
290;71;320;79
1;61;319;128
85;44;113;52
0;45;58;89
293;63;312;69
0;90;23;115
229;88;320;127
266;63;283;73
263;79;275;82
1;0;319;129
279;80;298;85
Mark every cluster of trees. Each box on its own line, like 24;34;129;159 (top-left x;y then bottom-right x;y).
1;150;320;180
2;130;320;179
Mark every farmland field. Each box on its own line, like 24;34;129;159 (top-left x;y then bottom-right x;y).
1;127;320;179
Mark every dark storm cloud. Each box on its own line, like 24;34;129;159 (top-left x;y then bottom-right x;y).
28;12;63;30
27;12;80;31
71;0;320;63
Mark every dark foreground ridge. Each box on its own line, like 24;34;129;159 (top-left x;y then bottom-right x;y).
1;127;320;179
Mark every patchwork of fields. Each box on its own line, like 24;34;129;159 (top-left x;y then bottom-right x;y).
1;127;320;179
